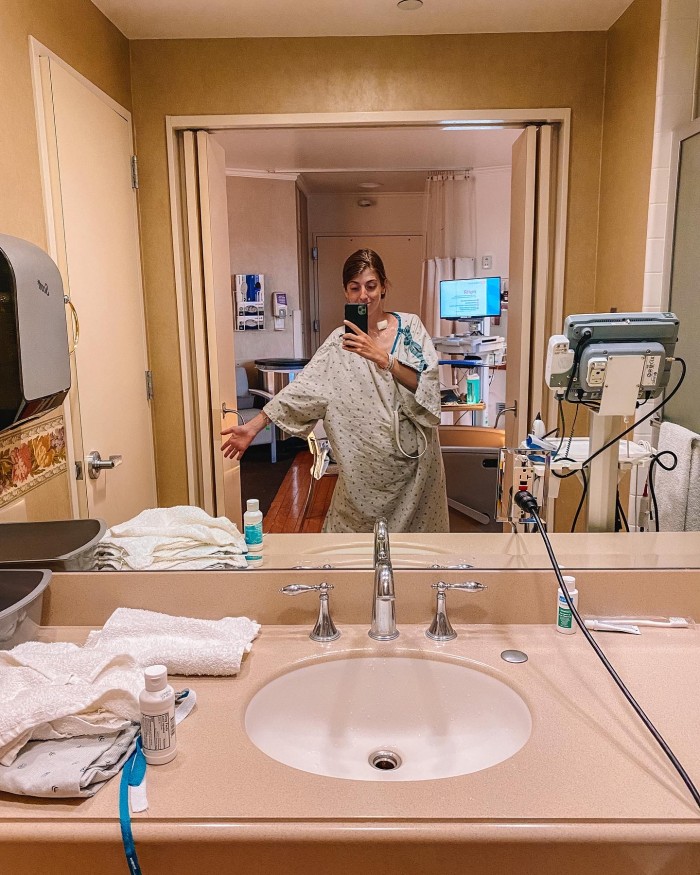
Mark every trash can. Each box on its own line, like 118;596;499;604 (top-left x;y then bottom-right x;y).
254;358;310;396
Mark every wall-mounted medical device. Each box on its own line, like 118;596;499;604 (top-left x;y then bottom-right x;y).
546;312;678;416
0;235;71;432
272;292;288;331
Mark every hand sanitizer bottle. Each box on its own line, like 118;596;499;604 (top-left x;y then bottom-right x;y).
139;665;177;764
556;575;578;635
244;498;264;567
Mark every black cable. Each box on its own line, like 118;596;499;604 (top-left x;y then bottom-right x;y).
647;449;679;532
569;466;588;533
513;490;700;812
615;490;629;532
555;357;687;481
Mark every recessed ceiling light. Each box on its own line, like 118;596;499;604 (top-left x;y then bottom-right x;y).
359;182;381;189
397;0;423;9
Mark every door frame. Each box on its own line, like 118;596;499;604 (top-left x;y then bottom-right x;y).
166;109;571;498
29;37;155;519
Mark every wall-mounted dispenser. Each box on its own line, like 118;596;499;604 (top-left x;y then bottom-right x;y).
273;292;287;331
0;235;70;432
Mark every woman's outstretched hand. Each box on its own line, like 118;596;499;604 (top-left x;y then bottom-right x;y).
221;418;262;460
342;321;390;369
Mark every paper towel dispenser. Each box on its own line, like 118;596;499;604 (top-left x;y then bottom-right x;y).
0;235;70;432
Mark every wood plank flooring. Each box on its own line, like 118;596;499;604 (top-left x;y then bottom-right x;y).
266;450;336;533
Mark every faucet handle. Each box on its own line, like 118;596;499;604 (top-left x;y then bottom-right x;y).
280;582;340;642
427;580;487;641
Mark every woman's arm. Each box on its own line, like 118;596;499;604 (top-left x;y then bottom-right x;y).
221;411;270;460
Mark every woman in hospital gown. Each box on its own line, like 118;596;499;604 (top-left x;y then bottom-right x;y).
221;249;449;533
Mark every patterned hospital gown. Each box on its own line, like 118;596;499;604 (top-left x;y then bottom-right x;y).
263;312;449;533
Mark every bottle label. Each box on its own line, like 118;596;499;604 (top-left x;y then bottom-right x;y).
245;521;263;548
141;710;175;752
557;603;573;629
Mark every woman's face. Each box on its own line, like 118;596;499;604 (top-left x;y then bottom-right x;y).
344;268;385;316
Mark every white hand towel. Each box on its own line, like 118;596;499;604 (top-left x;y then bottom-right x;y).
0;642;143;766
85;608;260;676
655;421;700;531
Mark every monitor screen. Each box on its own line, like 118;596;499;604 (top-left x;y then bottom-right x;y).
439;277;502;321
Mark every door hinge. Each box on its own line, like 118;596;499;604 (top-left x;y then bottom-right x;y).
130;155;139;190
145;370;154;400
313;319;320;333
311;246;318;261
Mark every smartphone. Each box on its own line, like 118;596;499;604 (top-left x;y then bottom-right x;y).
345;303;368;334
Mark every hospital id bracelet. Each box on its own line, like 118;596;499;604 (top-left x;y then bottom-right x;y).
380;352;395;371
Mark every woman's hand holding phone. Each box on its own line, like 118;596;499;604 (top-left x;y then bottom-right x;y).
342;320;390;369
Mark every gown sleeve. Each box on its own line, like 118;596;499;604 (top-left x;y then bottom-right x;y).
393;314;441;427
261;335;336;437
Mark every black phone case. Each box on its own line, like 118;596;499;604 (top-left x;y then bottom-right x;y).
345;303;368;333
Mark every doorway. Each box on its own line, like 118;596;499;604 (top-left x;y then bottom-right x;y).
167;110;570;526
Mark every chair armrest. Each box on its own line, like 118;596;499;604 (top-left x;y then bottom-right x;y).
249;388;273;401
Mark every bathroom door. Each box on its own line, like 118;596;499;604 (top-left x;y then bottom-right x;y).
39;54;157;526
504;125;556;447
182;131;242;527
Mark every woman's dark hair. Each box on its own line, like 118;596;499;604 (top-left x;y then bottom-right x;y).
342;249;390;290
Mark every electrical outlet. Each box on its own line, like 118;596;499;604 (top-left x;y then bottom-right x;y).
481;254;493;270
586;357;608;387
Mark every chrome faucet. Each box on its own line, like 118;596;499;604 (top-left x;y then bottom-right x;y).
369;517;399;641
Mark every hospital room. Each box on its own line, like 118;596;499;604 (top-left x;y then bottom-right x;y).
2;0;700;872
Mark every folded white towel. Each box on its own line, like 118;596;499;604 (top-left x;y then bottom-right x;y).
95;543;248;571
85;608;260;676
0;642;142;766
105;505;247;548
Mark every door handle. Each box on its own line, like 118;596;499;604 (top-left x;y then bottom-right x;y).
87;451;123;480
222;403;244;424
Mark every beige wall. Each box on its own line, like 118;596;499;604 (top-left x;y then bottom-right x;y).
130;32;608;505
227;175;300;369
595;0;661;312
0;0;131;519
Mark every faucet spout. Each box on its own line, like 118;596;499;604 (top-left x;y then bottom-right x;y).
370;518;398;641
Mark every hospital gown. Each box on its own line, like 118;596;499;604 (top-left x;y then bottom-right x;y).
263;312;449;533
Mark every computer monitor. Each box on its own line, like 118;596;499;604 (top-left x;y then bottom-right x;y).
439;277;502;321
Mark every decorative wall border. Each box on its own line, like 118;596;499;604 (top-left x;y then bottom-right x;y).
0;415;67;508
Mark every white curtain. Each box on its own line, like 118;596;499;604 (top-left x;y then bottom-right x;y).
420;172;477;339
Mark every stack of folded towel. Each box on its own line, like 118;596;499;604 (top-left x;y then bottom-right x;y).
95;505;249;570
0;608;259;797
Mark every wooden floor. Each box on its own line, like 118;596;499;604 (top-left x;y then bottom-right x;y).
266;450;336;533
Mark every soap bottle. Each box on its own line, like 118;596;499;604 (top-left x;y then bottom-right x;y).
556;575;578;635
244;498;264;567
532;413;546;439
139;665;177;764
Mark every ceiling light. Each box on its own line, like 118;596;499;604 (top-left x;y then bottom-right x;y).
359;182;381;189
397;0;423;9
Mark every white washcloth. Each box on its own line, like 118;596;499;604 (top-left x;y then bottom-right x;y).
95;543;247;571
655;421;700;531
85;608;260;676
0;642;143;766
99;506;248;570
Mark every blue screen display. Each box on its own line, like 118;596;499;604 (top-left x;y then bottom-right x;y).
439;277;502;320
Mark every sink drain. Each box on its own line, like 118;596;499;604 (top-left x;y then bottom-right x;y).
369;749;402;771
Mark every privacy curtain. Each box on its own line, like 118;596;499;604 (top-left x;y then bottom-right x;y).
419;171;477;339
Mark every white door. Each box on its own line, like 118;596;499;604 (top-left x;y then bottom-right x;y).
39;56;157;526
182;131;242;527
504;125;555;447
314;235;424;347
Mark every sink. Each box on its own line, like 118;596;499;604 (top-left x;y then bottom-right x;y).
0;519;106;570
295;540;470;569
245;656;531;781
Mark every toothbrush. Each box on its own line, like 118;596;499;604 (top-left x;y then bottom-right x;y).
584;620;641;634
592;617;689;628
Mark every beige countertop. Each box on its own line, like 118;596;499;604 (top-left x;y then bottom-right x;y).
3;624;700;835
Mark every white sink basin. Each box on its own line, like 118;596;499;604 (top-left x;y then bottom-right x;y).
245;656;531;781
300;541;452;557
295;541;469;569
